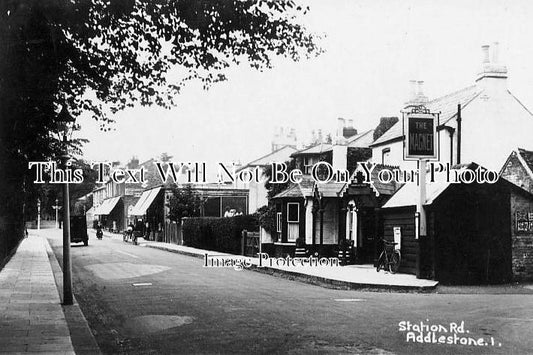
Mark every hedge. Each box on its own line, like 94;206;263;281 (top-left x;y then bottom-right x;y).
182;215;258;254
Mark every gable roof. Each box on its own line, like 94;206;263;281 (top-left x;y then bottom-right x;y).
500;148;533;181
370;85;482;147
272;175;315;199
239;145;298;170
315;182;347;198
518;148;533;177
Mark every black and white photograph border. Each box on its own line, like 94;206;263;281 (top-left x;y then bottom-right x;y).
1;0;533;354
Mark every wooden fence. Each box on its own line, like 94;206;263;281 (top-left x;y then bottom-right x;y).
164;221;182;245
241;230;260;257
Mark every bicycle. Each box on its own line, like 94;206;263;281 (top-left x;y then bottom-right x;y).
376;239;401;273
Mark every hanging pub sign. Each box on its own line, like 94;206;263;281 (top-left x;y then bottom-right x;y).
403;105;439;160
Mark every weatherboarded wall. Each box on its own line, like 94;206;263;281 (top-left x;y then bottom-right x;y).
380;206;417;275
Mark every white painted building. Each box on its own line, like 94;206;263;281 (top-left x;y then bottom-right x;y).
370;43;533;171
236;145;298;214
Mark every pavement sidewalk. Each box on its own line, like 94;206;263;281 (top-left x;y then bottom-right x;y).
0;231;100;354
97;229;438;292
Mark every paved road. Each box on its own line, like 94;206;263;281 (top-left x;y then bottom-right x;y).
46;229;533;354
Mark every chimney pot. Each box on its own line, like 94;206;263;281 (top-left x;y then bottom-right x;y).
405;80;418;105
337;117;345;136
481;45;490;64
347;119;354;128
416;80;424;95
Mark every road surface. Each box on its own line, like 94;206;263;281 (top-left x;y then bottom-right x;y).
46;229;533;354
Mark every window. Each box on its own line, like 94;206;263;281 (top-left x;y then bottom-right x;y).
287;203;299;223
303;156;317;174
382;148;391;165
276;212;282;233
303;157;311;174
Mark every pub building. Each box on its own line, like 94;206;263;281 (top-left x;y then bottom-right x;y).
266;43;533;283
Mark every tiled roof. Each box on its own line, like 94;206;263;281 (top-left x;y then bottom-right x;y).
291;130;375;157
518;148;533;175
371;85;482;147
431;85;482;125
240;145;297;169
346;129;375;148
273;165;403;200
291;143;333;157
272;184;302;199
272;175;315;199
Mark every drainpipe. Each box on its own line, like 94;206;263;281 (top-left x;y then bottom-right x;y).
456;104;462;165
311;208;316;246
449;131;454;165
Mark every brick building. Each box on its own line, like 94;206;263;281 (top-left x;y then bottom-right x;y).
501;148;533;280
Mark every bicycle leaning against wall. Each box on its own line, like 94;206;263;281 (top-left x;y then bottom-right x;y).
376;239;401;273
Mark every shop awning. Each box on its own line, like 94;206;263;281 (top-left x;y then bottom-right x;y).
130;187;161;216
94;197;121;216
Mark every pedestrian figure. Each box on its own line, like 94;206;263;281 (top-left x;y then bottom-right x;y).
224;206;232;217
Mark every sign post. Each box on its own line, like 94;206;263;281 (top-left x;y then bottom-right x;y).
403;105;439;237
403;105;439;279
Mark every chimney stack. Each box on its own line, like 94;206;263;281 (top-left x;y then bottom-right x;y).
476;42;508;87
342;119;358;139
404;79;428;107
481;44;490;63
337;118;345;137
272;126;297;151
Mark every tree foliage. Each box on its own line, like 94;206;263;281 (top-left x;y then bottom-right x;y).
254;204;276;234
0;0;322;259
373;116;399;141
2;0;322;128
263;159;296;200
166;185;202;222
257;158;296;235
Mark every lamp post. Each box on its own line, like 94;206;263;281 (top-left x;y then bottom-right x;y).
37;199;41;230
56;105;76;306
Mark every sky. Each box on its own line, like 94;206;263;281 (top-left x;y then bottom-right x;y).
77;0;533;168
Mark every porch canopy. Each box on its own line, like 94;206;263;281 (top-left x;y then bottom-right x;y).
93;196;121;216
130;187;161;216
